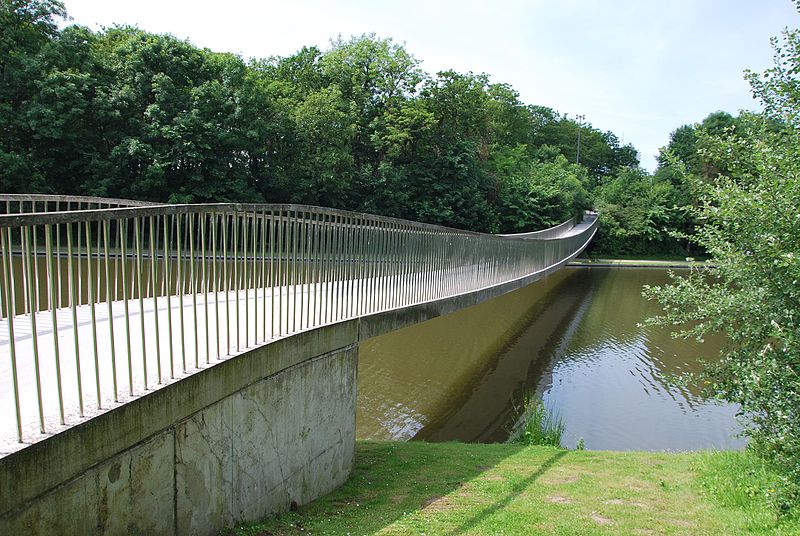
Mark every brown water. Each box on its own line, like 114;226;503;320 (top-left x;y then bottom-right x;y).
357;267;745;451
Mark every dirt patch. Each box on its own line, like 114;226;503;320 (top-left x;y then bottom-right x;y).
604;498;648;508
590;512;613;525
422;496;441;508
389;493;408;504
624;482;657;493
667;518;694;528
422;495;457;512
482;474;505;482
547;495;573;505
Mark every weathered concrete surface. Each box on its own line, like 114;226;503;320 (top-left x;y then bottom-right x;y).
0;430;175;535
175;348;356;535
0;319;357;516
0;339;357;536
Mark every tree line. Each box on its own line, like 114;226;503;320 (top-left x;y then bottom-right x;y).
2;2;760;259
2;0;642;238
8;1;746;258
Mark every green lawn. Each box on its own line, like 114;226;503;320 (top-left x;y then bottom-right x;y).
570;257;710;268
224;441;799;535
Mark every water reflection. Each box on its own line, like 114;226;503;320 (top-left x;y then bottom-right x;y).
535;268;743;450
357;267;745;451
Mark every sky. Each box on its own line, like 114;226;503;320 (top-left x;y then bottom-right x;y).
60;0;800;171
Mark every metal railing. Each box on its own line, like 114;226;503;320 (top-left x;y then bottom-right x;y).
0;196;597;450
500;215;579;239
0;193;159;216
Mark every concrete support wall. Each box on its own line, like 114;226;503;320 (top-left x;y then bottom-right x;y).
0;325;358;536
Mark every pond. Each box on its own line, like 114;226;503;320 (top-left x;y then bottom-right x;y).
356;266;745;451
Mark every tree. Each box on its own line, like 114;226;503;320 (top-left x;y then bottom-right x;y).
591;167;686;256
527;109;639;185
658;111;743;180
0;2;635;237
320;34;423;189
658;124;698;171
0;0;67;192
645;15;800;511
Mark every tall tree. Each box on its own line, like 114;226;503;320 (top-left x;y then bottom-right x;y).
0;4;632;238
0;0;67;192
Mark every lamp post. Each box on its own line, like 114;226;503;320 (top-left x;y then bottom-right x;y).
576;114;585;164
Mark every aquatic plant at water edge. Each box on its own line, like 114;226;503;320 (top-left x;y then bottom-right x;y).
507;397;565;447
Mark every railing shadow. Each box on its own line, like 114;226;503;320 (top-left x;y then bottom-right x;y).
241;442;570;535
447;449;568;535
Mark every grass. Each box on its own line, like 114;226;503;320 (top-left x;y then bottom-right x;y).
223;441;800;535
694;450;800;533
507;397;565;448
570;257;710;268
578;252;713;263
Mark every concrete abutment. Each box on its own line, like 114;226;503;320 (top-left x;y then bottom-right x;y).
0;323;358;536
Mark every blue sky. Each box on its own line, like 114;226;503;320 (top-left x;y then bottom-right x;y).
61;0;799;170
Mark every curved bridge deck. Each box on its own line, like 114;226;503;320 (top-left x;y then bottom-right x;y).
0;197;597;455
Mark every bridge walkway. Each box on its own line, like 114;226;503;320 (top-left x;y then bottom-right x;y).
0;198;597;455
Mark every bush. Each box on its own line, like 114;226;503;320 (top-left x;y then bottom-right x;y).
644;18;800;512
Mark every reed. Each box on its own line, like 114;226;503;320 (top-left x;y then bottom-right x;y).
507;396;565;448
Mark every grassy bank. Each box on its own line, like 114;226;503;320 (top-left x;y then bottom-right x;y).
225;441;799;535
569;257;710;268
580;251;712;262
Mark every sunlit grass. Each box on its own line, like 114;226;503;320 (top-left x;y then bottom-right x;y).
694;449;800;534
224;442;800;535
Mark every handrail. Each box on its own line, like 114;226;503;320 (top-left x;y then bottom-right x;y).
0;193;160;216
0;196;597;452
0;201;576;240
499;215;579;240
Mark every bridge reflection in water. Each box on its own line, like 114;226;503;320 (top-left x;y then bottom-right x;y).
0;194;597;454
359;266;744;451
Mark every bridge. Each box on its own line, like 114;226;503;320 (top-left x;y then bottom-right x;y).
0;195;597;534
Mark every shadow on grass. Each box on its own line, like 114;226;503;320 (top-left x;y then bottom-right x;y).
447;449;567;535
330;441;530;533
227;442;569;535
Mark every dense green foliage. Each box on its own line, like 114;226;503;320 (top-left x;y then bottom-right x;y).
645;17;800;512
587;110;750;258
0;0;644;234
591;166;693;257
11;3;780;257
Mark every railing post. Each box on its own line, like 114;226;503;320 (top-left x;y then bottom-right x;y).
0;198;597;450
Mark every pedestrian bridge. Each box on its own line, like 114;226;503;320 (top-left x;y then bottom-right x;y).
0;194;597;534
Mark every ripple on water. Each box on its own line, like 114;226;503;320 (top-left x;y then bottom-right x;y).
357;267;745;450
537;268;744;451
